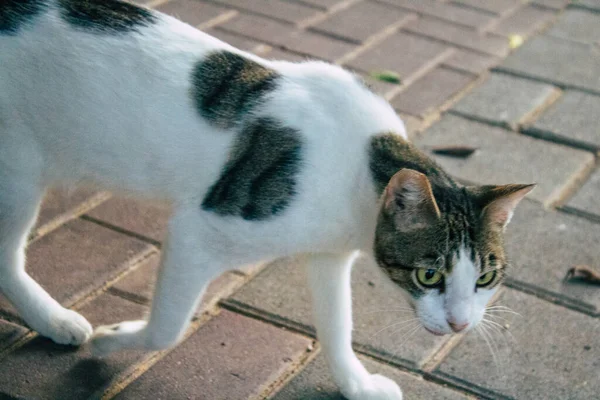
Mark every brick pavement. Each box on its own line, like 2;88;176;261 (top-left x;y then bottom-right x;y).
1;1;599;399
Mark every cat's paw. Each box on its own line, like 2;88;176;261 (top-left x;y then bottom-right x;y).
343;374;403;400
46;309;93;345
90;320;147;357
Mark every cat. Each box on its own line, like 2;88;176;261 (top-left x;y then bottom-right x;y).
0;1;534;399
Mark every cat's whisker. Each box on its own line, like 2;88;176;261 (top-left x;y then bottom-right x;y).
485;306;522;318
390;322;422;359
482;317;515;345
367;318;420;340
484;312;510;323
477;323;500;370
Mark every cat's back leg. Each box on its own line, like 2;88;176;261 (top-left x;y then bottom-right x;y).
0;134;92;345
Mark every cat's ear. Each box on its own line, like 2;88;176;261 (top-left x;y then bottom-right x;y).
469;184;536;230
383;169;441;231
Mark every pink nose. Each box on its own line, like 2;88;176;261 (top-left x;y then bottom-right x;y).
448;321;469;332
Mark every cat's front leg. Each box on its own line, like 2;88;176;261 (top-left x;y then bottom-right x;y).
90;210;225;356
307;252;403;400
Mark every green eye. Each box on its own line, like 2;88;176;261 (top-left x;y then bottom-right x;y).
476;271;496;288
415;269;443;288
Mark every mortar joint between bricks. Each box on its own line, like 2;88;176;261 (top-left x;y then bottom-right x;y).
197;9;239;31
253;343;322;400
296;0;363;29
334;12;419;65
96;309;222;400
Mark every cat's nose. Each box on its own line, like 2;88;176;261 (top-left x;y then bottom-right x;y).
448;321;469;332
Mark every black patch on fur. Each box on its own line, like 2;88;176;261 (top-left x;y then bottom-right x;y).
59;0;156;34
0;0;46;35
202;118;303;220
369;134;457;195
191;51;280;130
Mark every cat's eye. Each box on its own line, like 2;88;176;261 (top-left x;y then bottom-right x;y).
476;271;496;288
415;269;443;288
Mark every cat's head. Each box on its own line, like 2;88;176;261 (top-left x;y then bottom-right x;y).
374;169;533;336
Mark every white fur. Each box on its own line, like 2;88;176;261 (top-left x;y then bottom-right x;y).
415;247;497;335
0;3;406;399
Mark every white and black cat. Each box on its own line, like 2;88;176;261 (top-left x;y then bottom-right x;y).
0;1;534;399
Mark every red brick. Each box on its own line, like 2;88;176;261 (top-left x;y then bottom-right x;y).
404;17;509;57
0;220;153;319
310;1;415;43
209;0;319;24
489;5;556;38
219;13;292;46
443;49;500;74
346;32;452;82
205;28;265;52
391;67;475;116
449;0;521;16
85;197;170;243
109;253;244;313
0;294;148;400
155;0;232;27
115;310;312;400
282;30;356;61
380;0;495;29
0;319;27;353
35;188;107;233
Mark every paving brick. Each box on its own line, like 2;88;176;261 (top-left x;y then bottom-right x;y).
115;310;312;400
504;199;600;312
272;354;470;400
443;49;500;74
435;289;600;400
499;35;600;94
404;17;510;57
546;8;600;45
392;67;475;117
218;13;292;47
345;32;452;80
451;73;558;129
525;90;600;151
35;188;107;232
310;1;414;43
109;252;245;313
205;28;265;52
264;47;310;62
379;0;495;29
0;319;27;353
0;220;152;320
489;4;556;38
86;197;170;243
0;293;148;400
566;169;600;219
229;256;449;369
449;0;522;15
412;114;595;205
155;0;231;27
281;30;357;61
209;0;319;24
531;0;571;9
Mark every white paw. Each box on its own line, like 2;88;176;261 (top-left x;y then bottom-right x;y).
90;320;146;357
343;374;403;400
46;309;93;345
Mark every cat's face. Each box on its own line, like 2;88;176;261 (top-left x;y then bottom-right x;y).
374;169;533;336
